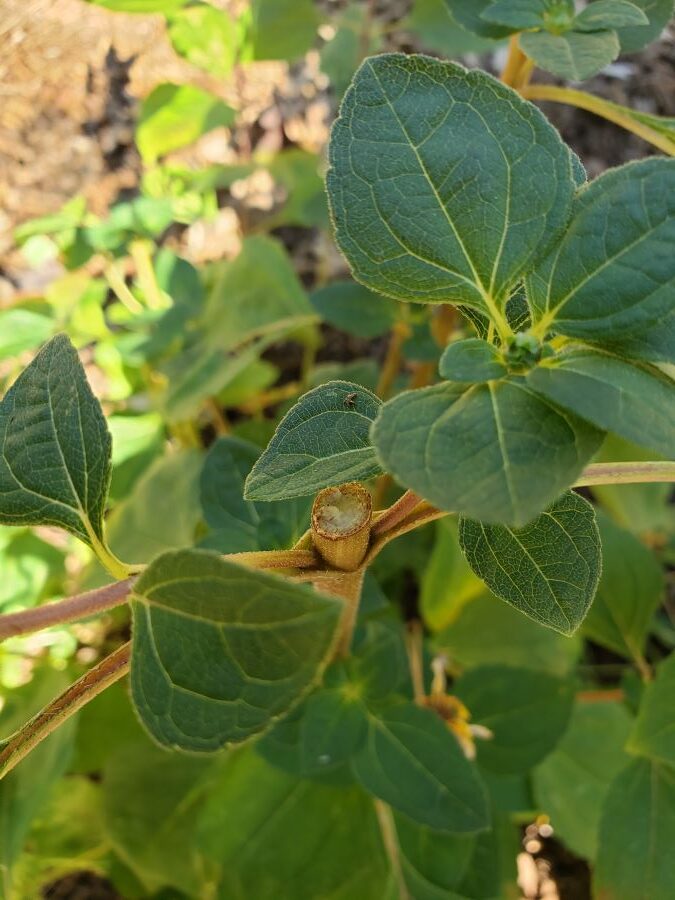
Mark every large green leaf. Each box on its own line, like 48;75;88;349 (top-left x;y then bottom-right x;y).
372;380;602;527
327;54;575;311
198;750;392;900
628;653;675;765
454;666;574;773
528;158;675;340
351;700;489;833
130;548;341;751
603;312;675;364
582;515;663;661
459;491;601;634
200;437;310;553
574;0;649;30
136;84;235;164
245;381;382;501
520;28;620;80
394;813;476;900
532;701;633;859
527;348;675;458
595;759;675;900
0;335;112;549
204;236;316;349
167;4;238;78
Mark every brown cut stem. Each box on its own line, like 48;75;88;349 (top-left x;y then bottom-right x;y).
0;643;131;781
0;579;135;642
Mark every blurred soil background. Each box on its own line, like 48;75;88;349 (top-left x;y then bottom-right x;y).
0;2;673;898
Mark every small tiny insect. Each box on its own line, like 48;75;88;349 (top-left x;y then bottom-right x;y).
343;392;358;409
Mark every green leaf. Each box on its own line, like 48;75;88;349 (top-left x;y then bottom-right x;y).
595;759;675;900
575;0;649;30
244;381;382;501
455;666;574;773
519;29;620;80
444;0;516;38
300;684;368;772
200;436;310;554
102;739;215;895
459;491;601;634
167;4;238;78
130;548;341;752
320;6;382;98
204;236;316;349
612;0;675;52
527;348;675;458
136;84;235;164
629;653;675;765
351;700;489;833
0;527;65;613
602;312;675;364
372;380;602;527
310;281;400;339
582;515;663;661
198;750;392;900
327;54;575;311
532;701;633;859
528;158;675;340
439;338;507;383
438;591;580;676
247;0;320;61
0;335;112;549
481;0;548;29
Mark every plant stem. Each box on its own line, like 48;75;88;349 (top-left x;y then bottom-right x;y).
226;549;320;570
129;239;165;311
406;621;425;703
0;643;131;782
372;490;424;536
520;84;675;156
501;35;528;87
574;461;675;487
104;261;143;314
377;322;410;400
373;799;410;900
0;579;135;642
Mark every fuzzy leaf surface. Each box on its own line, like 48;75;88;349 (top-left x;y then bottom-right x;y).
520;29;620;81
458;491;601;634
351;700;489;833
372;381;602;527
130;549;341;752
528;159;675;339
0;334;112;547
327;54;574;310
245;381;382;501
526;348;675;458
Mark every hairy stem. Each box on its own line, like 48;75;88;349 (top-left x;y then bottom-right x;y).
373;799;409;900
372;490;424;536
520;84;675;156
0;643;131;781
0;579;135;643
